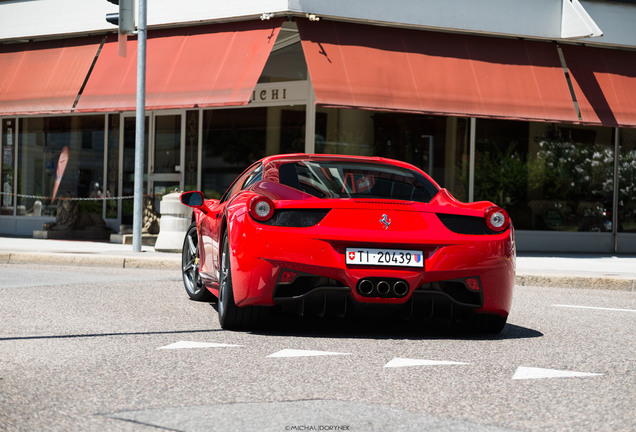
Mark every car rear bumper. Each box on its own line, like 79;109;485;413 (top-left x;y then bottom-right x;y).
229;213;515;317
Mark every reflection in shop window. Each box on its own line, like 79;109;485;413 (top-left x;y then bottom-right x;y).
315;108;470;201
201;108;267;199
201;107;306;199
17;116;105;218
529;125;615;232
258;40;307;83
474;120;529;226
106;114;119;219
475;119;616;232
619;129;636;233
1;119;15;215
184;110;199;192
153;115;181;174
121;116;149;226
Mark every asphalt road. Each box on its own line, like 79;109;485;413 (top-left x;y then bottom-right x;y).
0;264;634;432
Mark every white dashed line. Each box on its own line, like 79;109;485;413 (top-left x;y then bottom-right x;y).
266;349;350;358
384;358;469;368
552;304;636;313
512;366;603;380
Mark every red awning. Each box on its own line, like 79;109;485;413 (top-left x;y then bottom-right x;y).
561;44;636;128
0;37;101;115
75;20;282;112
298;20;579;123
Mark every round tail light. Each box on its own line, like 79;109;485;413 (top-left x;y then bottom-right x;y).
485;207;510;232
249;195;275;222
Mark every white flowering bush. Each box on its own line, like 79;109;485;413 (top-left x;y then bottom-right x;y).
474;125;636;231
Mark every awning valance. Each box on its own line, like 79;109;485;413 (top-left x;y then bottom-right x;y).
562;44;636;128
298;19;580;123
75;19;283;112
0;37;101;115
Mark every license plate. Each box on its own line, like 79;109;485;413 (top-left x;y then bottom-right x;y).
346;248;424;267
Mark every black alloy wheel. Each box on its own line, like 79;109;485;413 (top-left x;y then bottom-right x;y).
181;222;212;301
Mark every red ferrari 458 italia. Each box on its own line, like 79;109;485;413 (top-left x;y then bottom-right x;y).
180;154;515;333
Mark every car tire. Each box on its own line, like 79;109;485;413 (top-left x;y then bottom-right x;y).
181;222;213;301
457;312;507;334
218;231;264;330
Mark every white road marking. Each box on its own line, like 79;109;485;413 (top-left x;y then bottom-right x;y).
552;304;636;313
513;366;603;380
158;343;605;383
158;341;242;350
384;358;469;368
267;349;350;358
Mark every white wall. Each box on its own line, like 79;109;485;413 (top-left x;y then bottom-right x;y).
0;0;290;40
289;0;563;38
580;0;636;47
1;0;635;48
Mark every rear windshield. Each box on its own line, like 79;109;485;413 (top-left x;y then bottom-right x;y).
278;161;439;203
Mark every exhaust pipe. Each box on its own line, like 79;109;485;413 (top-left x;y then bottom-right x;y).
393;280;409;296
358;278;409;297
359;279;374;295
376;280;391;295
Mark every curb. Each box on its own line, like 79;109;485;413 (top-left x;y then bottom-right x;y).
1;252;181;270
516;273;635;292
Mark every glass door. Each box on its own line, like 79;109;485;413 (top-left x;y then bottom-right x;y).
149;112;183;214
118;112;184;227
1;118;16;215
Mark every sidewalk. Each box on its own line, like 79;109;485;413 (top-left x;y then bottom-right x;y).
1;236;635;291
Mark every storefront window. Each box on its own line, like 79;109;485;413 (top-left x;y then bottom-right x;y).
184;110;199;192
474;120;529;226
153;114;181;174
258;41;307;83
475;119;615;232
201;106;306;198
315;108;373;156
201;108;266;198
373;113;470;201
105;114;119;219
1;119;16;215
122;116;149;225
315;108;470;200
17;115;105;217
528;124;615;232
445;117;471;202
619;128;636;232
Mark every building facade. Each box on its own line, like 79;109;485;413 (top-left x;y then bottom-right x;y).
1;0;635;252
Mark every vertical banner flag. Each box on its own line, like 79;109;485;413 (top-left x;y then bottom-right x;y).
51;146;69;202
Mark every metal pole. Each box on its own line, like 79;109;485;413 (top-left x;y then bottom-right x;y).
132;0;147;252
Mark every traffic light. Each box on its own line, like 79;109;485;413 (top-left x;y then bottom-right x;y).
105;0;135;35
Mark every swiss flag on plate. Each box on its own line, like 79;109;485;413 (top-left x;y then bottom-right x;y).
348;251;356;260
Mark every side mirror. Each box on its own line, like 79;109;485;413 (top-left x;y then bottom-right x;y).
180;191;205;208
